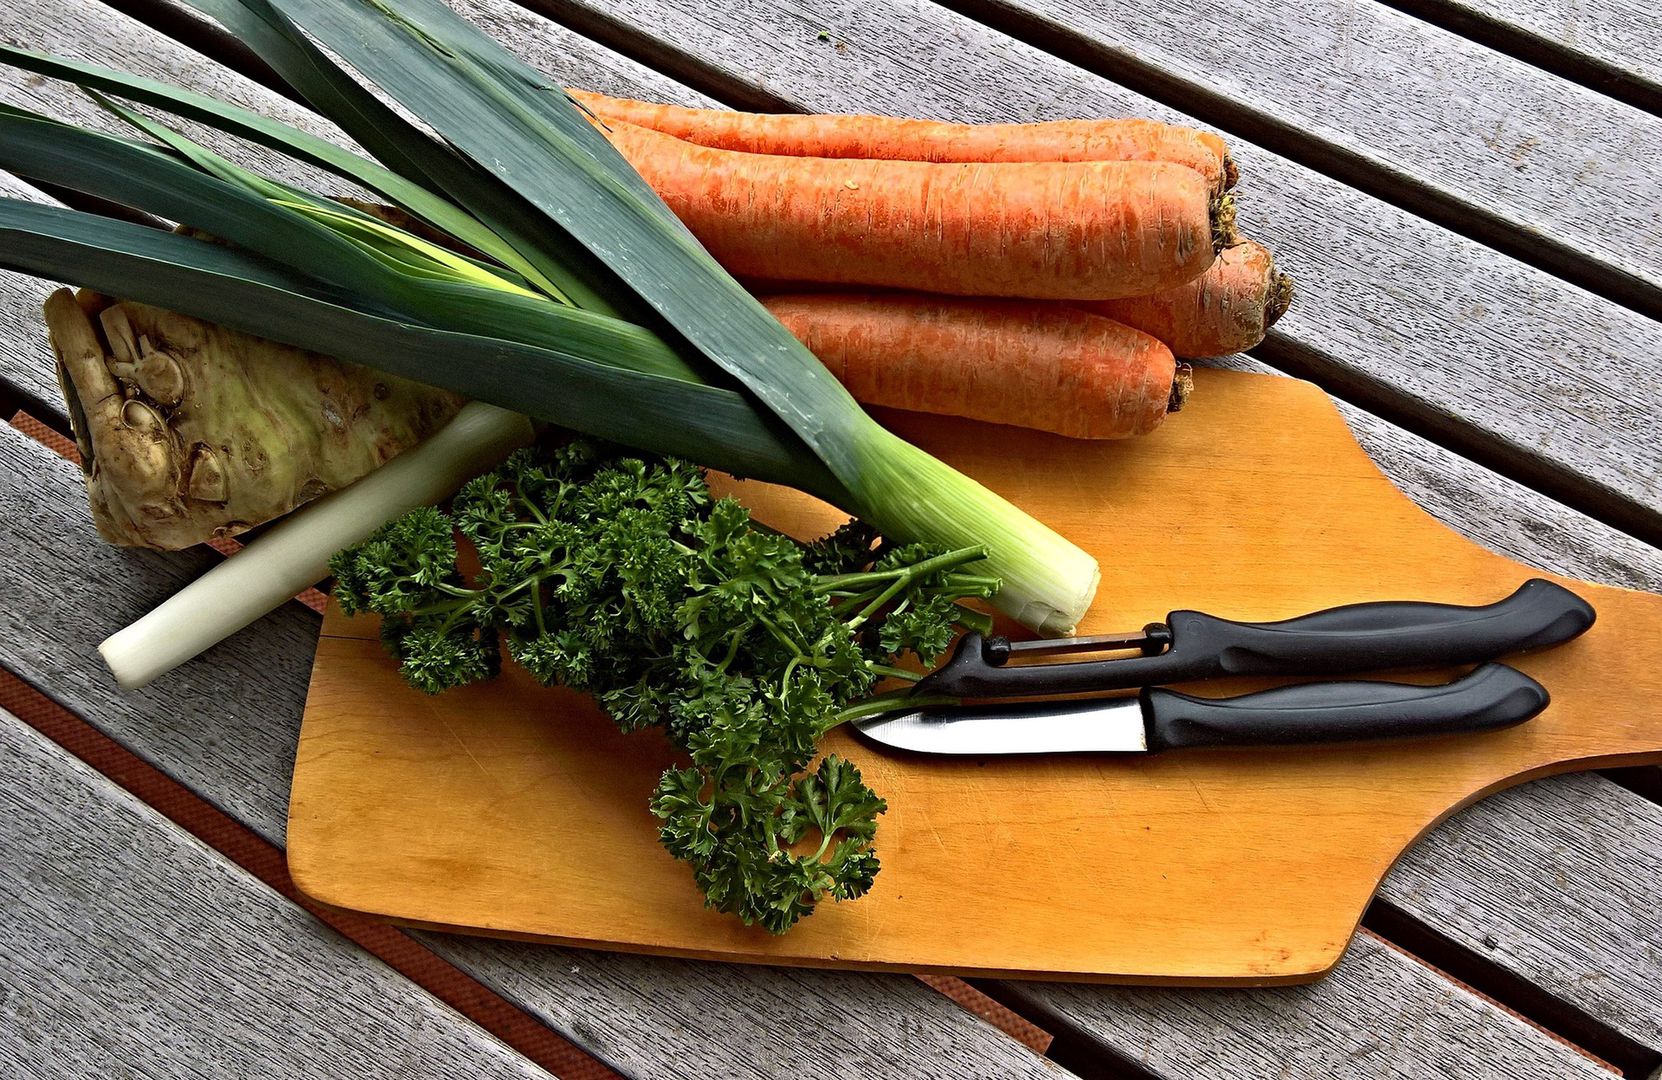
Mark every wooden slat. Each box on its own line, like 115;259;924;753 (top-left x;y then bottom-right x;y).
0;708;550;1080
1382;771;1662;1052
518;0;1662;540
994;933;1608;1079
1420;0;1661;98
0;434;1063;1074
955;0;1662;298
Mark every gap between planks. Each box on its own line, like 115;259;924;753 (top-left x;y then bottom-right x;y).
0;663;625;1080
1364;901;1660;1078
1366;0;1662;120
926;0;1662;326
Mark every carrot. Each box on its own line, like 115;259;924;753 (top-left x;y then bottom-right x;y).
759;292;1186;439
600;120;1234;301
1076;241;1292;358
569;88;1237;192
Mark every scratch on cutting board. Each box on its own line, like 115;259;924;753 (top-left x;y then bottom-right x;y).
436;713;491;780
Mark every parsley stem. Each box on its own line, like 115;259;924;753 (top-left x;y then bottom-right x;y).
517;492;549;527
809;546;987;595
847;575;908;629
950;603;996;636
833;689;960;726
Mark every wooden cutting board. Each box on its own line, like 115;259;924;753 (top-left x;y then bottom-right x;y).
286;369;1662;984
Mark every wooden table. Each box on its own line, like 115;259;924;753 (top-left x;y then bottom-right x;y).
1;0;1658;1075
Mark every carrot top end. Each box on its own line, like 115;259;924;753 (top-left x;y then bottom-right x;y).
1266;269;1295;329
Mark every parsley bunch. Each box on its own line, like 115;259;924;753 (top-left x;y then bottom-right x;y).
331;440;998;931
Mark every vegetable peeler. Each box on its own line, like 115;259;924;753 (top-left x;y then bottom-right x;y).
854;580;1595;756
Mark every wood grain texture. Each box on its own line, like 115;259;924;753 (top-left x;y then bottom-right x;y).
970;0;1662;293
289;369;1662;980
995;932;1608;1079
0;423;1064;1078
0;428;321;837
527;0;1662;529
424;938;1066;1079
0;709;549;1080
1383;771;1662;1050
1441;0;1661;90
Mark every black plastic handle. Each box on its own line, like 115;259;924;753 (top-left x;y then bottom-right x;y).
1143;663;1549;751
916;579;1594;698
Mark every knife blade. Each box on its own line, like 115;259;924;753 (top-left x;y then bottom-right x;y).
854;663;1549;756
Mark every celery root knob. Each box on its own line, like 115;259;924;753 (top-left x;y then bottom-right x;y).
43;293;466;550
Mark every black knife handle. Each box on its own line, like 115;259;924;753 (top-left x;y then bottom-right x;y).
1143;663;1548;751
1163;578;1593;679
916;579;1594;697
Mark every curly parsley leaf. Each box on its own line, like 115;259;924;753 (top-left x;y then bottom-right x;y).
331;439;995;931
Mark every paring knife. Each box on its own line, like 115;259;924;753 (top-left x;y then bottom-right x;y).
853;579;1595;756
854;663;1550;756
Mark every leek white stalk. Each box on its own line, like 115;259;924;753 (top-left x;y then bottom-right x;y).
99;402;534;688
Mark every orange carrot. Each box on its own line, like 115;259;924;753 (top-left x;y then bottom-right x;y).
600;121;1232;301
760;293;1185;439
1076;242;1292;358
570;88;1237;192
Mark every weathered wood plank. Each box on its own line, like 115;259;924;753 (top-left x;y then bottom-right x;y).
525;0;1662;536
1382;770;1662;1051
962;0;1662;297
1435;0;1661;95
0;423;1064;1076
0;708;550;1080
994;932;1608;1079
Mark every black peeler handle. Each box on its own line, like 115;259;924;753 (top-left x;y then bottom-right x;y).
917;579;1595;698
1143;663;1549;750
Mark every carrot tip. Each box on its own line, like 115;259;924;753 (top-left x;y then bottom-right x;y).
1168;363;1194;415
1266;269;1295;329
1221;151;1240;191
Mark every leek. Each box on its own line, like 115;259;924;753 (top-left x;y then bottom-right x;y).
0;0;1099;634
101;403;534;688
